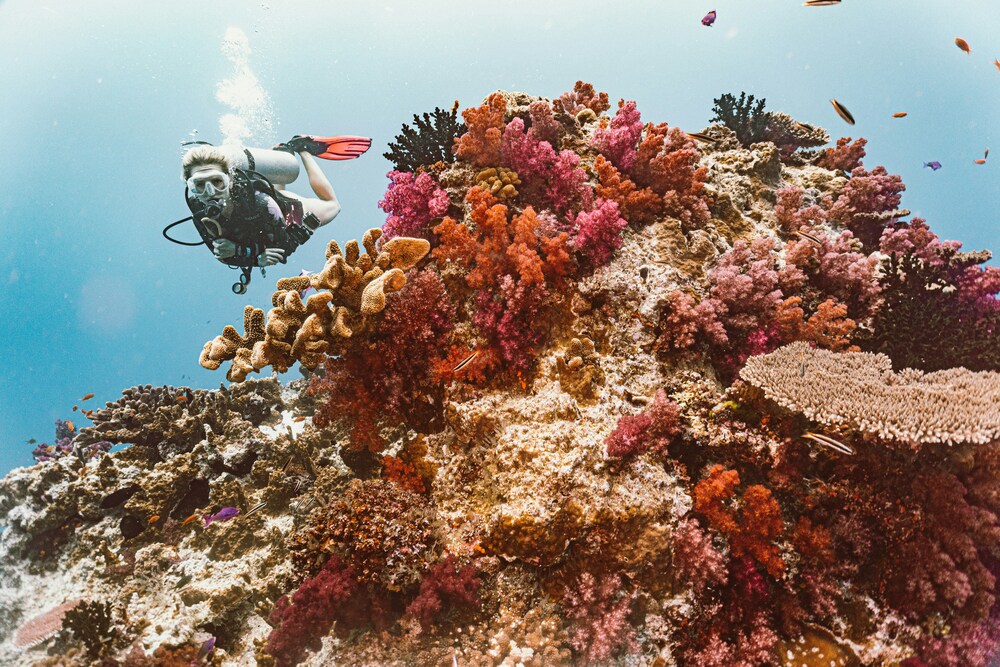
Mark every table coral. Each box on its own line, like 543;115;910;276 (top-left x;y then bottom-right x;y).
740;342;1000;445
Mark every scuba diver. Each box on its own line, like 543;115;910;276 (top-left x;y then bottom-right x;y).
166;135;371;294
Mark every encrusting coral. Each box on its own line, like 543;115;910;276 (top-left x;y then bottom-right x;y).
2;83;998;667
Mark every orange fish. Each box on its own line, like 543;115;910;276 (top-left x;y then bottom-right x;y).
830;98;855;125
995;58;1000;71
293;415;306;422
66;420;75;431
81;393;95;401
180;513;200;526
72;405;78;412
176;394;188;402
892;112;907;118
955;37;971;54
148;515;159;524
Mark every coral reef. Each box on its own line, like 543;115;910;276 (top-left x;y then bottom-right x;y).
1;84;998;667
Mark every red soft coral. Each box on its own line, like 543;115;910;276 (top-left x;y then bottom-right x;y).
631;122;711;228
672;517;729;592
404;555;482;634
266;556;370;667
594;155;663;226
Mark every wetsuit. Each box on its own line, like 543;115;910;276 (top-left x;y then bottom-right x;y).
185;169;320;268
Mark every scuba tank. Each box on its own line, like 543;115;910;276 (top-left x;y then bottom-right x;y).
218;145;300;189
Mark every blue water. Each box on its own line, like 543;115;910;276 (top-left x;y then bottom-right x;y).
1;0;997;475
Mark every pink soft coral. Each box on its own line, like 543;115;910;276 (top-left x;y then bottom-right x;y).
591;99;644;172
500;117;593;216
827;165;906;249
817;136;868;172
379;170;451;240
571;198;628;266
562;572;639;663
605;388;682;458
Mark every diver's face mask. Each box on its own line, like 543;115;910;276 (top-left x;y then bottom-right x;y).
187;169;231;201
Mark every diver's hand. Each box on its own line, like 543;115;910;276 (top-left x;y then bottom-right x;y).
212;238;237;259
257;248;286;267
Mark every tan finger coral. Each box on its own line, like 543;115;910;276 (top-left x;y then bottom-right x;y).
201;229;431;381
740;342;1000;445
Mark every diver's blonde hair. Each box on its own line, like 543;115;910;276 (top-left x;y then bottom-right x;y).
181;145;231;180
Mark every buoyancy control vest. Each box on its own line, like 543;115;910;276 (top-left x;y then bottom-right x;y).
185;168;319;269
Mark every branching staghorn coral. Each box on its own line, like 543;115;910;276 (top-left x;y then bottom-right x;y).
740;341;1000;445
200;228;430;381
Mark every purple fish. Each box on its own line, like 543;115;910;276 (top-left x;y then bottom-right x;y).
924;161;942;170
204;507;240;526
701;10;717;26
192;637;216;665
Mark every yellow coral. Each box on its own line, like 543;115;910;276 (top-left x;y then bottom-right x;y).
474;166;521;200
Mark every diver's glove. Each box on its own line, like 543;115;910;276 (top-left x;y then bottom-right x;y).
212;238;237;259
257;248;286;267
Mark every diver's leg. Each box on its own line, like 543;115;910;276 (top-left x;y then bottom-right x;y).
292;152;341;226
279;190;341;227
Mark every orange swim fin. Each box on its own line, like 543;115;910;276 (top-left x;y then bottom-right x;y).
274;135;372;160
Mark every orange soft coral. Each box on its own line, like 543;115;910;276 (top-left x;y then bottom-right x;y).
594;155;663;226
454;92;506;167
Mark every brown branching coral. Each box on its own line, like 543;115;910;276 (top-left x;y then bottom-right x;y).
200;229;430;381
740;342;1000;445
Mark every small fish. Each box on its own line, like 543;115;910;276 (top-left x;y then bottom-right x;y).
955;37;971;54
195;636;216;664
453;350;480;373
974;159;987;165
297;269;314;297
245;501;267;516
924;161;942;170
180;513;200;527
204;507;240;526
686;131;717;143
794;230;824;247
803;0;841;5
892;112;907;118
176;394;188;402
27;438;36;444
72;405;78;412
66;420;75;431
830;98;855;125
995;58;1000;71
803;431;854;455
293;415;306;422
82;393;95;401
148;515;159;524
701;10;716;27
